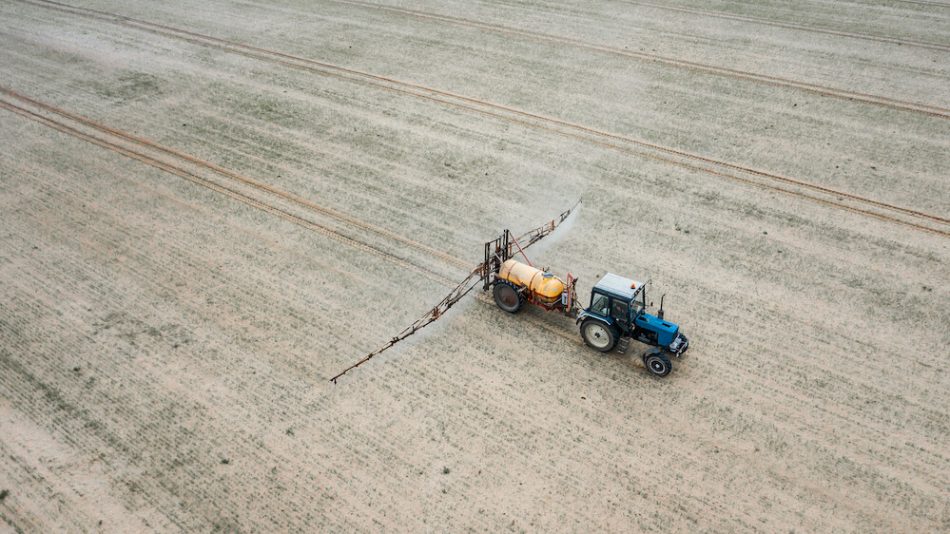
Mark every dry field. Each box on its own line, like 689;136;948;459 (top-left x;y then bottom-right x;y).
1;0;948;531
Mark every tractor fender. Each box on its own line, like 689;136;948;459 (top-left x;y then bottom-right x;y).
576;309;614;328
575;309;590;325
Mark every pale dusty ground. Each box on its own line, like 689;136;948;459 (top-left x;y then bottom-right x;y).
1;0;949;532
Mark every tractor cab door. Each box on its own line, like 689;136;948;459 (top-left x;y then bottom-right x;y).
587;291;633;333
610;298;631;332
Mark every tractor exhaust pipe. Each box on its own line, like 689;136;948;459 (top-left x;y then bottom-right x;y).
658;293;666;320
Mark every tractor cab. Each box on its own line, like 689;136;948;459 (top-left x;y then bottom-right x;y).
576;272;689;376
585;273;646;332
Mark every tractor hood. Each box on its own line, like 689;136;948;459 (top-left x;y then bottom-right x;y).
634;313;679;347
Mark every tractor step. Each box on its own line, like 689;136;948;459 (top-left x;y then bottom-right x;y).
616;337;630;354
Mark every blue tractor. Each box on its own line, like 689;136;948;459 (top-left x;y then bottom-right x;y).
575;273;689;377
483;231;689;378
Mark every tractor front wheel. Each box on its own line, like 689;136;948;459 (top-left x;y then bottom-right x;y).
581;320;617;352
643;352;672;377
493;282;523;313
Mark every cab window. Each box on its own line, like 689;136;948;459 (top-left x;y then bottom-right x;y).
590;292;609;315
611;300;629;321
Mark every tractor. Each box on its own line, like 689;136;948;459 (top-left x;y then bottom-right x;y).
484;230;688;377
574;272;688;376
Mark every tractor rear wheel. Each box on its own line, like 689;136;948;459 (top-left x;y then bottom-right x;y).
493;282;523;313
643;352;672;377
581;320;617;352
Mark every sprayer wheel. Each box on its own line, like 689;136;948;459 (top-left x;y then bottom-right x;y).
493;282;523;313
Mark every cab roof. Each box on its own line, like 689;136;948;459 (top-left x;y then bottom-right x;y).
593;273;645;301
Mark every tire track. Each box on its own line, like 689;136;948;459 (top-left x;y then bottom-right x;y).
0;88;471;272
0;95;509;378
619;0;950;52
0;96;457;287
15;0;950;236
0;91;582;380
874;0;950;8
0;90;578;351
322;0;950;117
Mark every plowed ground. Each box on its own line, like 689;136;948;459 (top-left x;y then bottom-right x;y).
1;0;948;531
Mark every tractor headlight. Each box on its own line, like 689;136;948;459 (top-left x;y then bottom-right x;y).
670;333;688;355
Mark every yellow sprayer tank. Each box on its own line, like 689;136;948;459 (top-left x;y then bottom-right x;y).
498;259;565;304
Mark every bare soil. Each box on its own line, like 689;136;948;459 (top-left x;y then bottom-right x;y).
1;0;948;531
